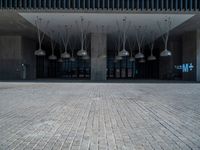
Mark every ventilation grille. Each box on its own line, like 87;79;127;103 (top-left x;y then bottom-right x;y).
0;0;199;11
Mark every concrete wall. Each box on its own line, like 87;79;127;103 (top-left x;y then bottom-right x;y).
0;36;36;80
21;37;37;79
159;37;183;80
182;31;197;81
91;33;107;81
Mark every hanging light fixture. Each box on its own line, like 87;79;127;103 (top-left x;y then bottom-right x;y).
135;52;144;59
49;55;57;60
57;32;64;63
61;51;70;59
76;17;90;57
147;31;157;61
127;38;135;62
34;17;49;56
113;28;123;61
148;55;156;61
129;48;135;61
135;26;145;59
34;49;46;56
69;36;76;62
61;25;71;59
158;17;172;57
118;17;130;57
160;49;172;57
48;30;57;60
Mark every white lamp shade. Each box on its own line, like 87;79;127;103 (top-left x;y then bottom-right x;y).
135;52;144;59
48;55;57;60
34;49;46;56
118;49;129;57
160;49;172;57
77;49;87;56
147;55;157;61
61;51;71;59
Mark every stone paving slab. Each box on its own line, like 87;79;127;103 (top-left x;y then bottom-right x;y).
0;82;200;150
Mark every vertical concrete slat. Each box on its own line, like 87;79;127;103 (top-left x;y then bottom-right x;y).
0;0;2;9
23;0;27;9
10;0;13;8
83;0;85;9
180;0;183;10
161;0;163;10
186;0;188;11
195;0;197;10
171;0;173;10
147;0;149;10
38;0;41;9
68;0;70;9
176;0;178;10
13;0;17;8
142;0;144;10
196;30;200;81
43;0;46;9
152;0;154;10
132;0;134;9
156;0;159;10
117;0;119;9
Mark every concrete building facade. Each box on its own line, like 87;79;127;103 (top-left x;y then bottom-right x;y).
0;0;200;81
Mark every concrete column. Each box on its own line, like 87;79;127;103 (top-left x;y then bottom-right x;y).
91;33;107;81
0;36;36;80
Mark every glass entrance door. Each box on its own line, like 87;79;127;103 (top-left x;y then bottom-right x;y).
107;57;135;79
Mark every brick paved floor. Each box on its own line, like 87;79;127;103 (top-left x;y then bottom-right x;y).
0;82;200;150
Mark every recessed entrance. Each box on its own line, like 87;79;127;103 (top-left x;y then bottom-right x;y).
19;13;192;81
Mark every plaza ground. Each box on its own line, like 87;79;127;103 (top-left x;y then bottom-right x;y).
0;82;200;150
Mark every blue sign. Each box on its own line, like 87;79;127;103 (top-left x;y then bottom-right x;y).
175;63;194;73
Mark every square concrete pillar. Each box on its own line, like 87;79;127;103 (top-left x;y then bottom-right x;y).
91;33;107;81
